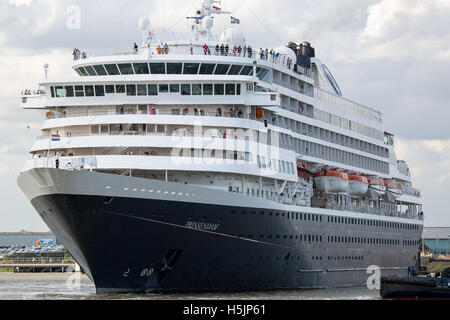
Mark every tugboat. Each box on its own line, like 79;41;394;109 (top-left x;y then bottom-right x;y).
381;267;450;299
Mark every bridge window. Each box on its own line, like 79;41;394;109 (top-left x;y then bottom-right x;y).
150;63;165;74
93;65;108;76
214;64;230;75
240;65;253;75
183;63;200;74
167;63;182;74
199;63;215;74
133;63;149;74
104;64;120;75
118;63;134;75
228;65;243;75
84;65;97;76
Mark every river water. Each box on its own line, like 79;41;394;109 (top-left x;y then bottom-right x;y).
0;273;381;300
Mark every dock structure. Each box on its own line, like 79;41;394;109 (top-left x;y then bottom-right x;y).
0;263;78;273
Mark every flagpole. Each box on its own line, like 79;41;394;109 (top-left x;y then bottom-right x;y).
47;136;52;168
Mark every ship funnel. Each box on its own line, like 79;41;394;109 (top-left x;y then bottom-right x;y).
288;41;315;69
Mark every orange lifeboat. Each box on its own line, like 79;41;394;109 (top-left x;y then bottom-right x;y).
313;169;349;194
297;164;315;179
348;173;369;196
384;180;403;196
367;177;386;195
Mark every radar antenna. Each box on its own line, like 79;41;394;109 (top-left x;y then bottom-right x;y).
187;0;231;41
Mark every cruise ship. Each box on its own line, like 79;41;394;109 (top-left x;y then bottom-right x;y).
17;0;424;294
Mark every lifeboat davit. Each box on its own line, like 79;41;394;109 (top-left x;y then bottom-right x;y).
314;169;349;194
367;177;386;195
385;180;403;196
297;165;315;179
348;173;369;196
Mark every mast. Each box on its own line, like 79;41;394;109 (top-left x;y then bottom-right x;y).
187;0;231;41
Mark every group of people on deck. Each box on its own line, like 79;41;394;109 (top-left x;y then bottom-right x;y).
72;48;86;61
201;44;253;58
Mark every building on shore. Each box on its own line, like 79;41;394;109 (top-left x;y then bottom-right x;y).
0;232;59;247
423;227;450;257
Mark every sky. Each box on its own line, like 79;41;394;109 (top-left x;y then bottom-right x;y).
0;0;449;231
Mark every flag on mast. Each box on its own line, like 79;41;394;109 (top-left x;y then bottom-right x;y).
51;134;60;141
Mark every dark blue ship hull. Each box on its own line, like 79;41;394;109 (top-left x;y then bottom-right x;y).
31;192;422;294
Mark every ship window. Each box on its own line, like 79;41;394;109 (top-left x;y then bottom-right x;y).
84;65;97;76
65;86;74;97
240;65;253;76
214;64;230;75
118;63;134;75
181;84;191;95
214;84;224;95
170;84;180;93
133;63;149;74
203;84;213;95
183;63;200;74
101;125;109;134
258;68;269;80
167;63;182;74
228;65;243;75
105;85;115;94
126;84;136;96
115;85;125;94
104;64;120;75
148;84;158;95
75;86;84;97
91;125;99;134
93;65;108;76
236;84;241;95
225;84;235;95
192;84;202;95
137;84;147;96
85;85;95;96
95;85;105;96
74;68;84;76
199;63;215;74
77;67;89;76
55;86;65;97
159;84;169;93
150;63;165;74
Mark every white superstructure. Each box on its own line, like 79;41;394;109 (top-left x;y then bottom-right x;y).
20;0;423;222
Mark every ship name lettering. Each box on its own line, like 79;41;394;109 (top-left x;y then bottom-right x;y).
185;221;220;231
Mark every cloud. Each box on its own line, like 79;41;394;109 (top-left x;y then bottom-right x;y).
356;0;450;61
396;138;450;226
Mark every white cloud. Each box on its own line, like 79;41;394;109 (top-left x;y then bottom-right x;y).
356;0;450;61
395;138;450;226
